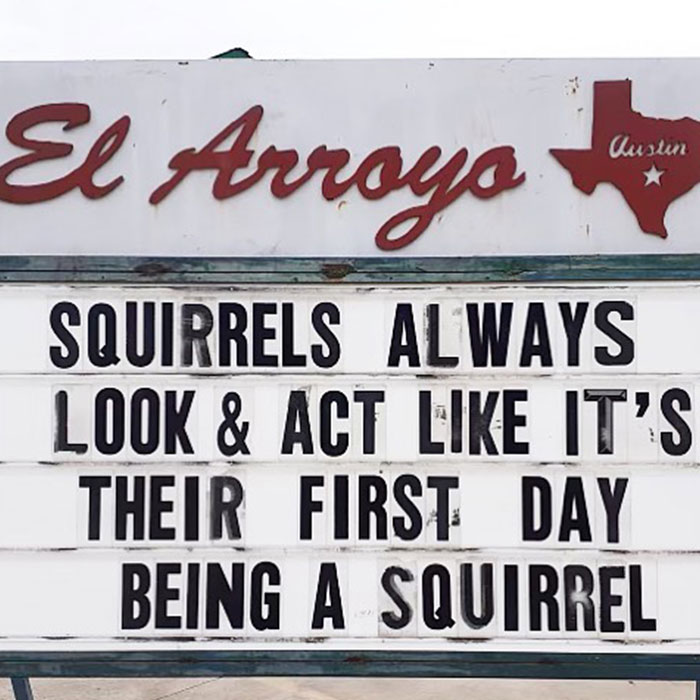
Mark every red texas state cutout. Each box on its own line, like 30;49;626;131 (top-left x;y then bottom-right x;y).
551;80;700;237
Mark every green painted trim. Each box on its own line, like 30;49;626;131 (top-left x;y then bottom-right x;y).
210;47;252;59
0;650;700;678
0;254;698;284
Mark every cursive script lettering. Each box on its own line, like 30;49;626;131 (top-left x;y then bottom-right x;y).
608;133;688;159
0;103;130;203
0;102;525;251
149;106;525;250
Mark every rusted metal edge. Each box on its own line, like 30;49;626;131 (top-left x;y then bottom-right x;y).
0;650;699;678
0;254;696;283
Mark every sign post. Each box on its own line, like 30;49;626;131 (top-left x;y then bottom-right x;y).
1;58;700;696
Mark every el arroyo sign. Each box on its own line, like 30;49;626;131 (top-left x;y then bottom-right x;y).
0;73;696;252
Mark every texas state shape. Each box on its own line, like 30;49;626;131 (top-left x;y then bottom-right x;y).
550;80;700;237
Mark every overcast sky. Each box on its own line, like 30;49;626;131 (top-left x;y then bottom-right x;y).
0;0;696;61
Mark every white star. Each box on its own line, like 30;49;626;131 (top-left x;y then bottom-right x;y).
643;163;665;187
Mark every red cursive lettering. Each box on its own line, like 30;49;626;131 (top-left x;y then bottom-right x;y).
0;103;130;204
150;105;525;250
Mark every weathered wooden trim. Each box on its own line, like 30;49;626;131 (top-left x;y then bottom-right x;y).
0;650;700;678
0;254;698;283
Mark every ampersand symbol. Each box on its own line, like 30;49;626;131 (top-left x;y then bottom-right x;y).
217;392;250;456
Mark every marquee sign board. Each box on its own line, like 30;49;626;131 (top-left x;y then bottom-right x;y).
0;281;691;653
3;59;700;681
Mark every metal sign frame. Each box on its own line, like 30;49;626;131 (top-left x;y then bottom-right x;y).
3;252;700;698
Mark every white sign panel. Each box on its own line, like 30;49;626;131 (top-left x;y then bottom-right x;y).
0;282;695;652
2;60;700;257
